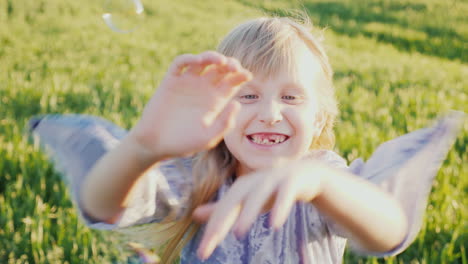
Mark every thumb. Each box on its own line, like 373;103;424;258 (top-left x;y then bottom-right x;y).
192;203;217;223
208;101;240;140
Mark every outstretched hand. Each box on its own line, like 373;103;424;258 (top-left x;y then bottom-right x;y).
192;160;328;260
132;51;252;160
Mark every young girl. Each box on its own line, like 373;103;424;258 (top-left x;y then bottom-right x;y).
30;17;462;263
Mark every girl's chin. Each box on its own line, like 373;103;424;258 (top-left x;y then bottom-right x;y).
237;157;292;175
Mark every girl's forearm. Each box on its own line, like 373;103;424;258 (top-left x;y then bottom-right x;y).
312;165;407;253
80;131;165;224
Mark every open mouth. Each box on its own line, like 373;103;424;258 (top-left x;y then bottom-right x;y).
246;133;290;145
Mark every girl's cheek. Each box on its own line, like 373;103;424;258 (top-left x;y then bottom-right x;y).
235;107;255;127
283;108;303;126
285;108;315;141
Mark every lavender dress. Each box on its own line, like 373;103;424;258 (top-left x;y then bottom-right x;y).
29;112;463;263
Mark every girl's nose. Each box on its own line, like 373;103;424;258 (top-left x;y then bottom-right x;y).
258;101;283;125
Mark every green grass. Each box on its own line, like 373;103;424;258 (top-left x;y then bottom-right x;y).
0;0;466;263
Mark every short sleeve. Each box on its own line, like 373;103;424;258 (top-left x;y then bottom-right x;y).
346;112;464;256
29;114;193;230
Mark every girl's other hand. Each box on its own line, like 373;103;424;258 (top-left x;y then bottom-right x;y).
192;160;327;260
131;51;252;161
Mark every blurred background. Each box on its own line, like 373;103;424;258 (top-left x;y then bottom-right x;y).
0;0;466;263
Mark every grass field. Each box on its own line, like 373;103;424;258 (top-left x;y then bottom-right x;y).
0;0;466;263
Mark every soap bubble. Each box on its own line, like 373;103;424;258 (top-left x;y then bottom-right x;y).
102;0;144;33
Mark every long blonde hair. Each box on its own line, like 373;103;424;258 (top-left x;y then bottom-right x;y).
127;16;338;264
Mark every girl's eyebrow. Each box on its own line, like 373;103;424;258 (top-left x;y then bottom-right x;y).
242;82;307;93
243;83;261;91
281;82;306;92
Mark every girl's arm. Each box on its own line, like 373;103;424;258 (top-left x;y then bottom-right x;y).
312;165;407;252
194;114;462;260
193;160;407;259
80;131;165;224
80;52;251;224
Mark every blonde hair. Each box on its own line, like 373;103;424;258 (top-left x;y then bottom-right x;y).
126;16;338;264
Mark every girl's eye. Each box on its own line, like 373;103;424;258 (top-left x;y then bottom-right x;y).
282;95;296;100
238;94;259;104
282;94;304;104
241;94;258;99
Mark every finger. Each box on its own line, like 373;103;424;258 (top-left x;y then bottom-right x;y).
199;51;227;67
202;57;242;84
270;178;297;230
168;54;201;76
204;101;240;144
197;203;242;260
192;203;216;223
224;57;242;72
233;175;277;237
197;177;252;260
185;64;205;76
186;51;227;75
218;70;252;96
201;64;230;84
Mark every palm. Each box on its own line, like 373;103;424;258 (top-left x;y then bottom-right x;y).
135;52;251;158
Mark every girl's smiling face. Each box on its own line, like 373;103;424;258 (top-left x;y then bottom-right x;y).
224;43;326;176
